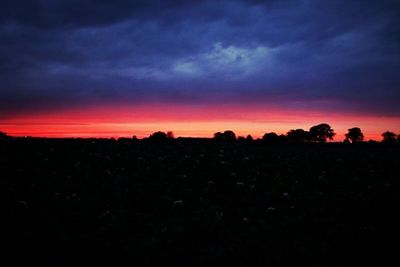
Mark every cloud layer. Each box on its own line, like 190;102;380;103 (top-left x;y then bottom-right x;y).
1;0;400;118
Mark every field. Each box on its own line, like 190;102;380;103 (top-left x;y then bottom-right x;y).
2;138;398;266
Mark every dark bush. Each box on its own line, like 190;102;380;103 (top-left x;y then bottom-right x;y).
213;130;236;142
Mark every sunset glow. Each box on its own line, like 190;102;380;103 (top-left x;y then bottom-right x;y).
2;103;399;140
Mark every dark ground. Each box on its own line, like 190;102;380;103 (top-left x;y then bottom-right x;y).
1;138;398;266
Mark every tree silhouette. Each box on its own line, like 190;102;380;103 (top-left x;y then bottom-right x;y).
224;130;236;141
382;131;397;144
287;129;310;143
167;131;175;139
245;135;253;142
214;132;223;140
309;123;335;143
237;136;246;142
0;131;8;139
148;131;168;141
214;130;236;141
262;132;287;144
345;127;364;143
343;138;351;144
262;132;278;143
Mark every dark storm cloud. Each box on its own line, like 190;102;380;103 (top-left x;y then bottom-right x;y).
0;0;202;28
1;0;399;117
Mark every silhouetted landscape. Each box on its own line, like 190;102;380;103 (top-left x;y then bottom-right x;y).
2;124;399;266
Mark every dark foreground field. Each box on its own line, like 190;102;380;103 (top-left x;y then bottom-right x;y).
1;138;398;266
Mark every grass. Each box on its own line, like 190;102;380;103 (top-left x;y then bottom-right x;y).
2;138;398;266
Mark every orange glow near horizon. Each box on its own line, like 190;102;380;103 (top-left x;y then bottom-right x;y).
1;103;400;141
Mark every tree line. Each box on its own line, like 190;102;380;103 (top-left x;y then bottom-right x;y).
1;123;399;144
213;124;399;144
141;123;399;144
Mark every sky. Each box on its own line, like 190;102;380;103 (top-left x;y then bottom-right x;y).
1;0;400;139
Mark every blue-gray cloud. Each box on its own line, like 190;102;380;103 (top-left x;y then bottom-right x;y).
0;0;399;117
